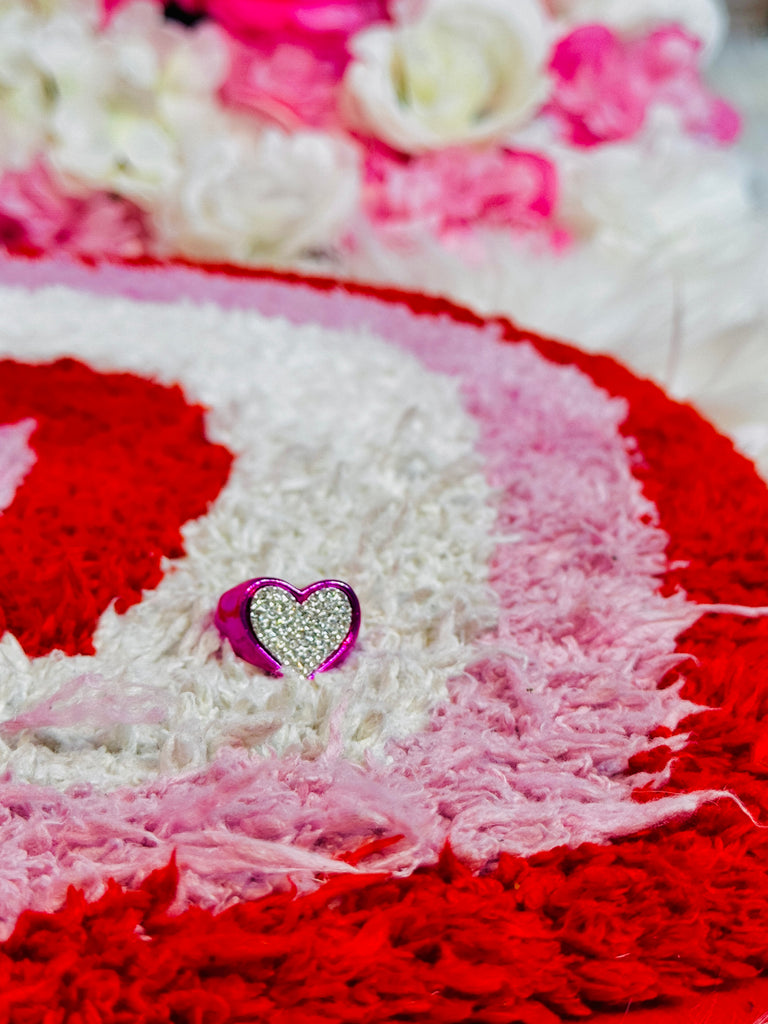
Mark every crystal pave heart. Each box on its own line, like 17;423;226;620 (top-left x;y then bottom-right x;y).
249;584;356;677
215;577;361;678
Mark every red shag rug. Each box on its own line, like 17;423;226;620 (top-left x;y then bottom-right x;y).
0;261;767;1024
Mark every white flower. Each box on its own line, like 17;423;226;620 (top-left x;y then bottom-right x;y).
0;0;360;265
0;5;56;171
342;0;550;154
156;122;360;263
43;1;229;203
552;117;752;265
549;0;727;59
0;0;118;174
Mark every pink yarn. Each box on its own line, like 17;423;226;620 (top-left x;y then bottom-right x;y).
0;274;717;937
0;674;167;734
0;419;36;514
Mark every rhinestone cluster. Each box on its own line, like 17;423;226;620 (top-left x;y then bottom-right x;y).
248;585;353;677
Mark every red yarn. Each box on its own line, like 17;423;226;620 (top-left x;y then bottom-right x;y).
3;839;768;1022
0;358;232;657
2;276;768;1021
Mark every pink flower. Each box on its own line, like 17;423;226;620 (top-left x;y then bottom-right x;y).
547;26;648;146
220;37;343;130
0;160;153;260
636;27;740;143
547;24;739;147
105;0;390;45
202;0;389;37
363;145;560;245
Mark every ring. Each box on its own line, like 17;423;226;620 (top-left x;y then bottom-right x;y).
215;577;361;678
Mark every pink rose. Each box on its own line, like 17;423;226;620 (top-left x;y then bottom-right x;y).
636;27;740;143
363;145;560;245
547;26;650;146
0;160;152;260
547;24;739;147
220;38;343;130
105;0;390;44
203;0;388;36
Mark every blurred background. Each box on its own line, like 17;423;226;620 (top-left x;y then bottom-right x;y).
715;0;767;196
0;0;766;470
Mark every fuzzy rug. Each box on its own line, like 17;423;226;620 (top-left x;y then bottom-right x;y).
0;262;767;1022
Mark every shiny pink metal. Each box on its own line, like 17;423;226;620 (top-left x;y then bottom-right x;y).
215;577;361;678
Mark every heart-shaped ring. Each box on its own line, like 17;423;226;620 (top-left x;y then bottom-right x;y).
215;578;361;678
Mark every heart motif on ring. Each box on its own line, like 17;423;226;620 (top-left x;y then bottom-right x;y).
215;578;361;678
249;582;357;677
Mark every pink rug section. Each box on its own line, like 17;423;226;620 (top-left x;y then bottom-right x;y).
0;258;717;935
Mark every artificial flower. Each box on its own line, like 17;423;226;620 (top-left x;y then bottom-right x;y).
547;25;647;146
105;0;390;43
547;24;739;147
364;146;558;242
343;0;550;153
0;4;60;172
0;159;152;258
0;0;746;283
221;38;342;130
554;121;751;264
47;1;229;203
547;0;728;58
204;0;388;37
155;124;359;262
638;27;739;143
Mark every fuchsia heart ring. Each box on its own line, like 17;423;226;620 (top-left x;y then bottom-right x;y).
215;577;361;678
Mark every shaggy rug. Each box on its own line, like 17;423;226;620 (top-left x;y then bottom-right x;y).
0;261;767;1022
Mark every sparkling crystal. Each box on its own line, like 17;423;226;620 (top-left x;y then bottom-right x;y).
248;585;353;676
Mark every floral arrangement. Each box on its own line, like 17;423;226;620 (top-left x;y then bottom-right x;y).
0;0;739;268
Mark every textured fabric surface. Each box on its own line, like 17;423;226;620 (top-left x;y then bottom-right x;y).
0;268;767;1021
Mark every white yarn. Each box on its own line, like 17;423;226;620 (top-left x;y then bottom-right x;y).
0;285;498;788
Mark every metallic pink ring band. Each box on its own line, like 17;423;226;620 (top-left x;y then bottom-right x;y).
215;577;361;678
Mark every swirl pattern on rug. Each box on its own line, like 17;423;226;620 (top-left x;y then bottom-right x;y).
0;272;767;1022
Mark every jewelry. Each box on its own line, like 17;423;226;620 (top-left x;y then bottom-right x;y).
215;577;361;678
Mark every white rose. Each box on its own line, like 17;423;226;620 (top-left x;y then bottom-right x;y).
42;1;229;203
0;0;123;177
549;0;727;59
156;122;360;263
0;0;103;174
0;5;57;171
343;0;551;154
51;97;182;203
